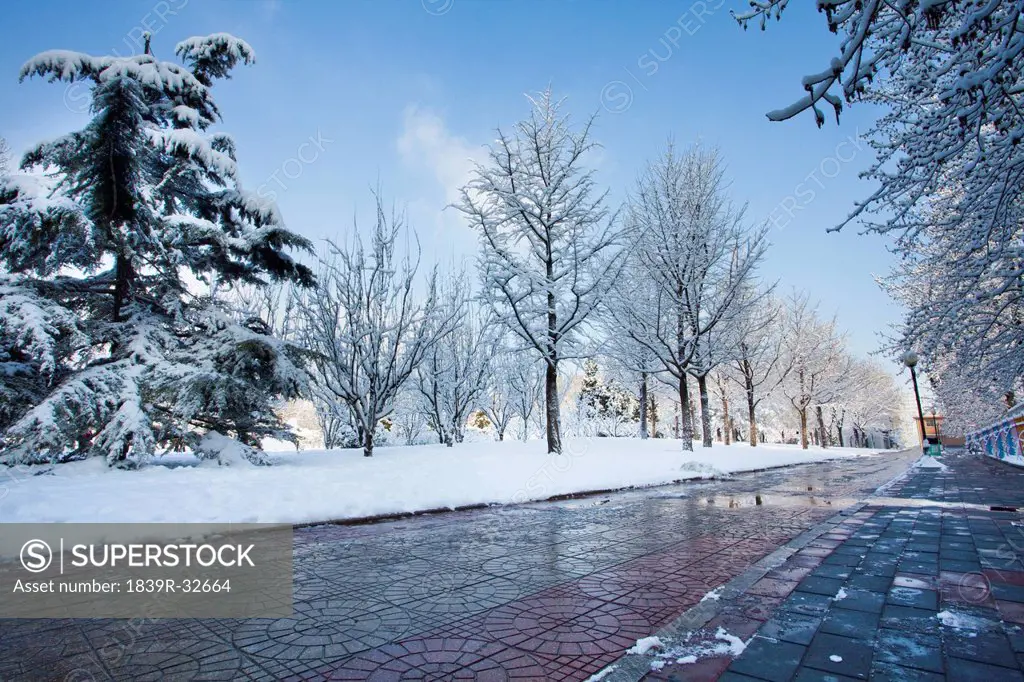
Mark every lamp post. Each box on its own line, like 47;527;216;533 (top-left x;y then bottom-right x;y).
902;351;927;453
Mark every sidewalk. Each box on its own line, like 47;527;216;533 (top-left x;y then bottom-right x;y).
617;450;1024;681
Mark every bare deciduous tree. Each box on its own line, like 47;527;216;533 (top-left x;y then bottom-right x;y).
728;294;788;447
608;142;768;450
780;292;847;450
457;90;622;453
297;195;457;457
415;269;495;446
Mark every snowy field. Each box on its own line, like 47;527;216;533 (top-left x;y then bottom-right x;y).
0;439;878;538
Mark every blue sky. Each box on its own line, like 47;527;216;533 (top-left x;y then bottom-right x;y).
0;0;902;359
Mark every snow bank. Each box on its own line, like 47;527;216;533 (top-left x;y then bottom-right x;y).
0;438;877;549
628;636;664;655
912;455;949;471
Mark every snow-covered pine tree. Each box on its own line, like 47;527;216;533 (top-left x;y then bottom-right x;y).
0;34;313;467
457;90;622;454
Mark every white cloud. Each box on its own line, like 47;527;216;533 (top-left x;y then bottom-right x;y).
396;105;482;206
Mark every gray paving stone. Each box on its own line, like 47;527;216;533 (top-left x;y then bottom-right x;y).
946;656;1024;682
803;632;873;680
887;586;939;610
844;574;890;592
944;629;1019;669
796;576;846;597
832;589;885;615
758;612;823;646
728;636;806;682
874;628;943;673
879;605;938;633
781;592;835;617
818;607;879;641
792;667;860;682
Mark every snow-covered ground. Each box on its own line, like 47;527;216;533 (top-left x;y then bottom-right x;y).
0;438;880;549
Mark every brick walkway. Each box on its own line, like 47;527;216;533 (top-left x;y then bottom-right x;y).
619;449;1024;682
0;451;917;681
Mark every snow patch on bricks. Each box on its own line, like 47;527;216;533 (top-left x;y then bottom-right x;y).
633;627;749;669
628;636;664;655
701;586;724;602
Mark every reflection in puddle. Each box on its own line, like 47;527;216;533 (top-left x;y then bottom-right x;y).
696;493;858;509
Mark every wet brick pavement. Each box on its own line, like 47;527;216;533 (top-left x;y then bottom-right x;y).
628;449;1024;682
0;450;918;681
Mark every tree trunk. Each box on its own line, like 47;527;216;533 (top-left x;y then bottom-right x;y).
816;405;828;449
363;422;374;457
678;375;693;451
650;395;658;438
745;376;757;448
799;407;809;450
715;374;730;445
696;374;713;448
639;373;649;439
722;396;731;446
544;357;561;454
112;254;132;324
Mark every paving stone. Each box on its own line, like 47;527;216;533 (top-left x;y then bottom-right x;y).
822;553;863;568
781;592;835;617
811;564;854;580
998;599;1024;624
943;628;1019;669
792;668;861;682
831;589;885;615
871;661;947;682
897;560;939;576
945;656;1024;682
715;672;765;682
818;606;879;641
728;636;806;682
939;559;984;573
992;583;1024;603
758;612;823;646
887;586;939;610
844;574;891;592
874;628;943;673
747;578;799;599
803;632;873;680
796;576;846;597
879;605;938;633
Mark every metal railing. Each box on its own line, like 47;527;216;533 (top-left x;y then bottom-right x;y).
966;407;1024;466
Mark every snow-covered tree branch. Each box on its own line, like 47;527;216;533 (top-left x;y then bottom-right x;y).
296;194;458;457
456;89;623;453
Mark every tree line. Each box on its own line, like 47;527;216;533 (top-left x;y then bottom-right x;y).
0;36;902;467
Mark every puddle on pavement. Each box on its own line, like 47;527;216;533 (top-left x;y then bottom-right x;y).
695;493;860;509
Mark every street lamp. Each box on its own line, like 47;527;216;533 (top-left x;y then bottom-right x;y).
931;406;942;452
902;351;927;453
